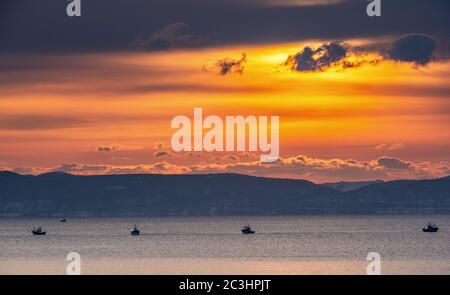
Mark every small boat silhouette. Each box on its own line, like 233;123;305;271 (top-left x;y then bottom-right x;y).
131;224;140;236
241;224;255;235
32;226;46;235
423;222;439;232
59;218;67;222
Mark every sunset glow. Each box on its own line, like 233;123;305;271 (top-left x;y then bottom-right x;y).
1;30;449;183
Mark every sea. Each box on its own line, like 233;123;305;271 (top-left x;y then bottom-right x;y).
0;215;449;275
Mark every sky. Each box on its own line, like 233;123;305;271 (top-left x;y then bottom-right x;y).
0;0;449;183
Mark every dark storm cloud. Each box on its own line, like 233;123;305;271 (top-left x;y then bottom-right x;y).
387;34;437;65
216;53;247;75
203;53;247;75
286;42;349;72
131;22;212;50
143;0;350;6
0;0;449;53
285;35;446;73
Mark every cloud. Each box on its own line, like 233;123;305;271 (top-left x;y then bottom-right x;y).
53;163;109;174
214;155;240;161
6;154;449;183
132;22;211;50
189;155;444;182
49;162;191;175
286;42;349;72
97;145;144;152
0;110;166;132
128;83;271;94
203;53;247;75
152;143;172;158
2;1;449;53
153;151;170;158
374;143;406;151
375;156;412;170
285;35;443;73
98;145;119;152
12;167;37;175
0;114;93;130
387;34;437;65
387;143;406;151
374;144;387;150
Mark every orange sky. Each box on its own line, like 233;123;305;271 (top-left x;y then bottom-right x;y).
0;40;449;182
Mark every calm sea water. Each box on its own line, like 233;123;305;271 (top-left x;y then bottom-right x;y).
0;216;449;275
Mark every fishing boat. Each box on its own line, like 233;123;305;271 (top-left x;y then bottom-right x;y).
423;222;439;232
59;218;67;222
241;224;255;235
131;224;140;236
32;226;46;235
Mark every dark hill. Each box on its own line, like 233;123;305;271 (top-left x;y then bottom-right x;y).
0;172;448;217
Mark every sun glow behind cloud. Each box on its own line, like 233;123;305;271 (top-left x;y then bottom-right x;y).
0;39;449;182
